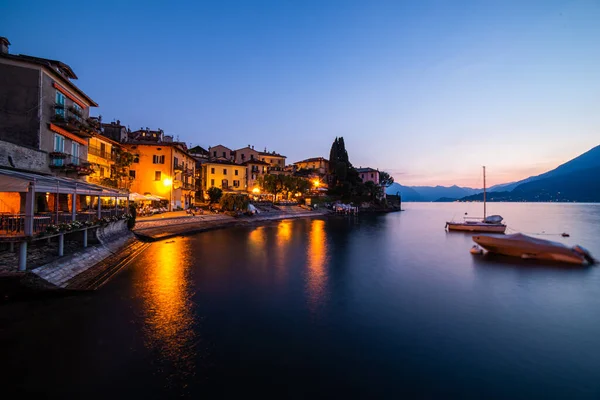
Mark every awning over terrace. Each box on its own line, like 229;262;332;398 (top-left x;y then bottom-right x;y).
0;168;127;197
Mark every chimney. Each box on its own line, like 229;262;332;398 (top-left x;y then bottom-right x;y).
116;119;120;125
0;37;10;54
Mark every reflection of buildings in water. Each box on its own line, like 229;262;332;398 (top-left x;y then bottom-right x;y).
307;219;328;312
248;226;268;267
141;239;196;382
274;221;293;280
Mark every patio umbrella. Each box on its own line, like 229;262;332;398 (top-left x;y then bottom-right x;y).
129;192;147;201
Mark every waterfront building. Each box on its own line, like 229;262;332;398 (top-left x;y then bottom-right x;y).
0;36;98;179
124;135;196;210
356;167;380;185
294;157;329;175
200;160;247;198
86;133;118;188
242;159;270;192
208;144;234;161
233;145;260;163
259;149;287;171
101;120;128;143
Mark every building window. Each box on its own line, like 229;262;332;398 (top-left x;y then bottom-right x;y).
211;167;215;174
279;160;282;165
371;173;374;179
129;170;136;178
234;169;238;176
222;151;226;158
251;173;256;180
55;91;65;118
250;154;254;160
222;179;228;189
210;179;215;186
71;142;80;165
155;171;161;181
241;154;245;160
174;156;179;167
100;167;105;177
53;134;65;152
72;103;82;122
233;180;240;187
153;155;165;164
133;156;139;163
213;151;216;157
223;169;227;175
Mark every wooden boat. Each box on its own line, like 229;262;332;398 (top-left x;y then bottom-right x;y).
445;166;506;233
472;233;596;265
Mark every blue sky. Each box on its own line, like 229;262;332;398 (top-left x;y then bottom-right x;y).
2;0;599;186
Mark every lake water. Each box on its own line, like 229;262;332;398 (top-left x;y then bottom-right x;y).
2;203;600;398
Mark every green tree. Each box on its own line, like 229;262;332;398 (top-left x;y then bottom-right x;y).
379;171;394;187
220;193;249;211
207;187;223;204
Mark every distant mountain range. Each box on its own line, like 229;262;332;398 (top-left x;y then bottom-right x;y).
386;144;600;202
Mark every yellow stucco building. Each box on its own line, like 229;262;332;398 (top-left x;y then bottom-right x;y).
125;142;196;210
201;160;247;197
86;134;118;187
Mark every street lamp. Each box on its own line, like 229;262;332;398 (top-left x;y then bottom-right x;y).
163;178;173;211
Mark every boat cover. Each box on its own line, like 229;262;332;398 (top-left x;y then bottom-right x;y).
481;233;567;249
484;215;503;224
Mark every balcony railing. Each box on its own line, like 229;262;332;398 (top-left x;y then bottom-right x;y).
51;106;98;138
49;153;95;175
87;176;118;188
174;162;184;171
88;146;115;161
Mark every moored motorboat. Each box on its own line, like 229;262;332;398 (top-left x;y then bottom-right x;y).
472;233;596;265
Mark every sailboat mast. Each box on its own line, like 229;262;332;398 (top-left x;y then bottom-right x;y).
483;166;487;219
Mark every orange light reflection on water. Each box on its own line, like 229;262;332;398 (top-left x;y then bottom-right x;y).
141;238;196;379
307;219;328;312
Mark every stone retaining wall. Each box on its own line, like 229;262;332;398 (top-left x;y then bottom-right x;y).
32;220;134;288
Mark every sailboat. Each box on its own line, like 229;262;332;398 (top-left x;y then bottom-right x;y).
445;166;507;233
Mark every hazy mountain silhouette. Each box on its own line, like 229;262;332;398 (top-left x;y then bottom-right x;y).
408;185;481;201
392;144;600;202
488;144;600;192
385;183;423;201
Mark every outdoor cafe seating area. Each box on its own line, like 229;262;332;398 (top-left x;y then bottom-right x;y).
0;168;128;238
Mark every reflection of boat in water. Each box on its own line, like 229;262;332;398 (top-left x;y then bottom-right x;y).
445;166;506;233
472;233;596;265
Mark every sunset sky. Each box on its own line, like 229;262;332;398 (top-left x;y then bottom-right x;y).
3;0;599;187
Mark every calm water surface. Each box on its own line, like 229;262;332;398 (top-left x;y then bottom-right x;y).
2;203;600;398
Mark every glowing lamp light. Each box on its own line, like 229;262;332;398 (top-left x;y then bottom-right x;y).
313;179;320;187
252;187;260;194
163;178;173;187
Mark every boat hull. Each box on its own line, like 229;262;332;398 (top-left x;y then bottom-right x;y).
446;222;506;233
472;234;586;265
